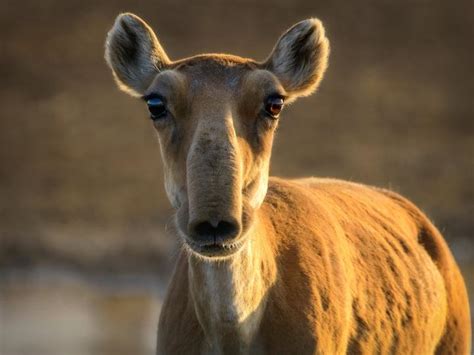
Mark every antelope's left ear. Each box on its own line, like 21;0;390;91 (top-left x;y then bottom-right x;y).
265;19;330;98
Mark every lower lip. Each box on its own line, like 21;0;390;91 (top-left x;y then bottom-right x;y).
187;240;243;257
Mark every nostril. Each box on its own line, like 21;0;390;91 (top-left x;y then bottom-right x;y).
192;220;239;243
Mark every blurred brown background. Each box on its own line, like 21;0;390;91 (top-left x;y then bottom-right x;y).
0;1;472;354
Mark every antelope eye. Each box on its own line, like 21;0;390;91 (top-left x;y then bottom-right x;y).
264;96;284;118
146;97;167;120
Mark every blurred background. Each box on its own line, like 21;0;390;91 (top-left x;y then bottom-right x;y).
0;0;472;354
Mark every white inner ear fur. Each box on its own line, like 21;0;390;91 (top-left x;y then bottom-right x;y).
265;18;330;98
105;13;170;97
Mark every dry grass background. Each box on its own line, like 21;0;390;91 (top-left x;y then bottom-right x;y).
0;0;472;270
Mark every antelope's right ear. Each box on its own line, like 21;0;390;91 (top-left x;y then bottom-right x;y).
105;13;170;97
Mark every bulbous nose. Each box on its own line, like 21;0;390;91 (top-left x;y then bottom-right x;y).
188;218;241;245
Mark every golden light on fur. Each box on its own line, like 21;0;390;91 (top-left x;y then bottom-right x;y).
105;13;471;354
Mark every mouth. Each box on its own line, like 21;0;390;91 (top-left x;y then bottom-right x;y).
185;238;245;258
175;203;253;258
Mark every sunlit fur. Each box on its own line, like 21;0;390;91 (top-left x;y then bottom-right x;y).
105;13;471;355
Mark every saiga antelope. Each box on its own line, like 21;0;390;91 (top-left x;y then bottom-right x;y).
104;13;471;354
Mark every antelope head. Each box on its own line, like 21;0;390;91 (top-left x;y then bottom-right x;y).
105;13;329;258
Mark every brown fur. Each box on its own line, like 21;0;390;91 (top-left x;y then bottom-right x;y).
104;13;471;354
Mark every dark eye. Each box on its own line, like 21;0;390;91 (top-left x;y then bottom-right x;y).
146;97;167;120
264;96;284;118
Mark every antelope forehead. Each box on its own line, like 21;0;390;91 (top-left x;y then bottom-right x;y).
186;72;245;96
174;58;254;88
184;70;284;114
